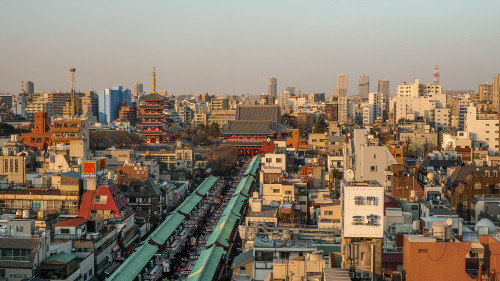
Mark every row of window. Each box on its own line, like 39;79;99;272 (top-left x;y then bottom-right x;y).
3;159;19;173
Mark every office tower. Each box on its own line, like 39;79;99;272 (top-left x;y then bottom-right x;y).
378;79;389;100
134;83;143;96
359;75;369;98
268;77;277;98
97;86;132;123
25;81;34;94
336;74;348;97
285;87;295;96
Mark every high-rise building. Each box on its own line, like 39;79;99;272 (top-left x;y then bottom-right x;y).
134;83;143;96
378;79;389;100
359;75;369;98
277;91;291;113
97;86;131;123
285;87;295;96
25;81;34;94
494;74;500;152
268;77;277;98
336;74;348;97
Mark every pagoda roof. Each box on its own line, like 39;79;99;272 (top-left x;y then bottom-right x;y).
141;93;165;102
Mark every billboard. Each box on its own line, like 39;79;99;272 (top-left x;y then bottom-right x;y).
342;182;384;238
82;157;108;179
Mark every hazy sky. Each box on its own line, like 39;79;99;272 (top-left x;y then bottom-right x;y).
1;0;499;96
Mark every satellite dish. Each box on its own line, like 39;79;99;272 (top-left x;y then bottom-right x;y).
344;169;355;183
446;218;453;227
270;201;278;208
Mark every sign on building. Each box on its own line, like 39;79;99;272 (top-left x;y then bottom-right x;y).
342;181;384;238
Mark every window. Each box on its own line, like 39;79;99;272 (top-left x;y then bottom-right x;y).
240;266;246;274
370;166;377;172
10;274;27;279
273;189;280;193
266;158;272;163
275;158;282;163
0;269;4;278
15;226;23;232
61;228;70;234
419;249;428;253
15;159;18;173
10;159;13;172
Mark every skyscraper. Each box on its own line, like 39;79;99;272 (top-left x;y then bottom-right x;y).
134;83;143;96
378;79;389;100
359;75;369;98
285;87;295;96
24;81;34;94
98;86;131;123
336;74;348;97
268;77;277;98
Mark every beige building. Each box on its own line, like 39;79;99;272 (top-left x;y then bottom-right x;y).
210;98;229;111
262;183;296;205
207;109;236;129
271;251;325;281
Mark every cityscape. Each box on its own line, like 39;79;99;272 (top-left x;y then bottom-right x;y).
1;1;500;281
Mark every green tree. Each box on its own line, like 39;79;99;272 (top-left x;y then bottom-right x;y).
312;118;327;133
0;122;21;136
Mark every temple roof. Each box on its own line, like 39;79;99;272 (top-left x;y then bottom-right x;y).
235;104;280;123
224;120;274;135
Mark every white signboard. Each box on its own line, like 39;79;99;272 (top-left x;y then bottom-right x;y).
343;184;384;238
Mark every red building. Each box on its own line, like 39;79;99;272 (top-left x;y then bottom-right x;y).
20;112;52;150
222;105;291;156
136;93;167;144
78;184;134;220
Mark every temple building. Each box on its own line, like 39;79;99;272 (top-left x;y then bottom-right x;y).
136;68;168;144
222;105;291;156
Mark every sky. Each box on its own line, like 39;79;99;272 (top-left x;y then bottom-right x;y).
1;0;499;96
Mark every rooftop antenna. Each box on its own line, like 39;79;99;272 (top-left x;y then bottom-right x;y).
433;65;439;85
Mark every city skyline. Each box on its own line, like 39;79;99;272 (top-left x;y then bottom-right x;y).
1;1;499;95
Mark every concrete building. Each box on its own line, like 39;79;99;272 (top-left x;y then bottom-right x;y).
97;86;131;123
24;81;34;94
465;106;499;154
0;216;51;281
134;82;143;96
359;75;369;98
277;91;291;114
210;97;229;111
378;79;389;101
345;129;398;190
433;107;451;131
336;73;348;97
341;180;384;280
268;77;277;98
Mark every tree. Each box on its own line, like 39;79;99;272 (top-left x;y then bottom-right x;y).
281;114;298;128
0;122;21;136
312;118;327;133
207;145;237;176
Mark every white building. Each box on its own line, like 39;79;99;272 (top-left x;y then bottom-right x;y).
433;107;450;131
345;129;398;190
261;153;286;172
338;96;348;124
465;106;499;154
394;79;445;122
277;91;291;113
